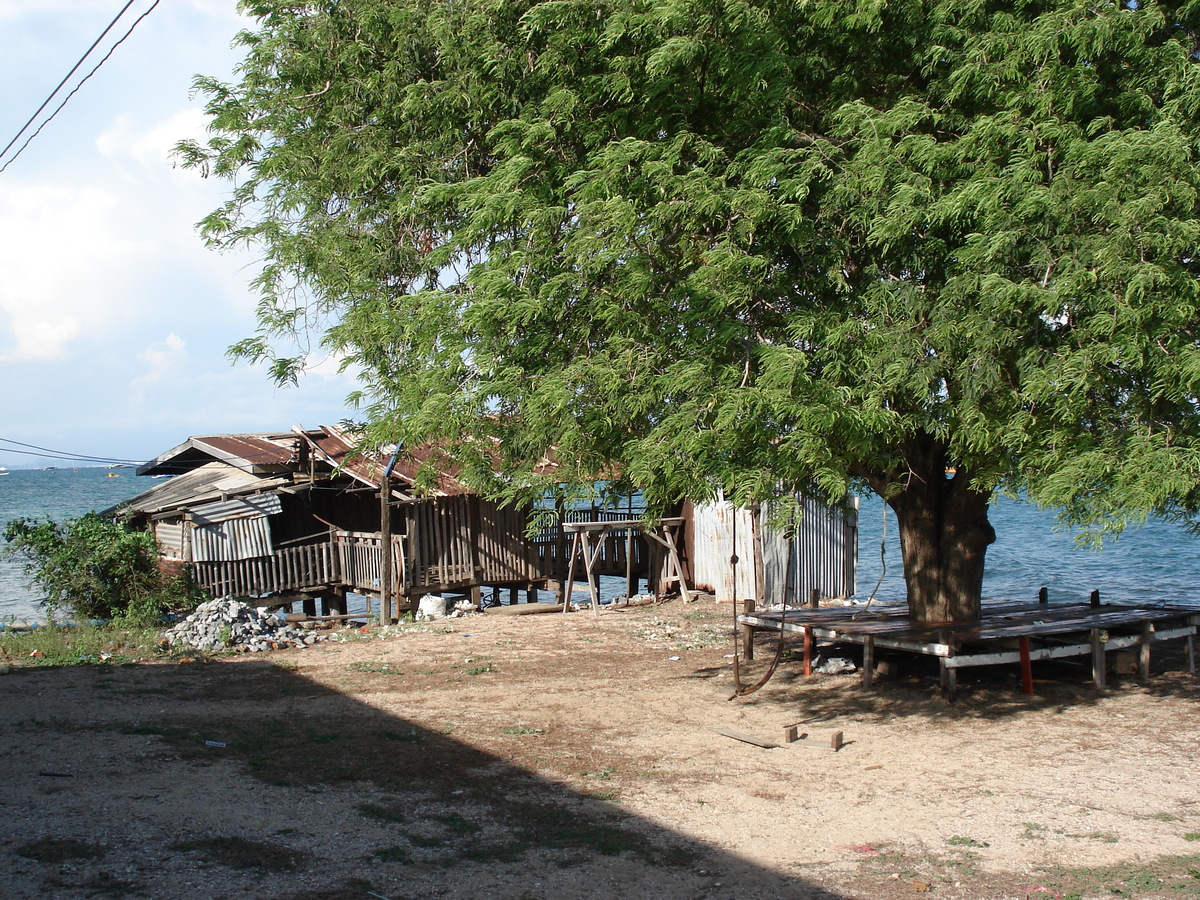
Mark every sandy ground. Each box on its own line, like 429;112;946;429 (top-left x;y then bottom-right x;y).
1;598;1199;900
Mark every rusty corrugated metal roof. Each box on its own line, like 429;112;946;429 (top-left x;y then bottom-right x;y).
137;432;301;476
302;426;471;497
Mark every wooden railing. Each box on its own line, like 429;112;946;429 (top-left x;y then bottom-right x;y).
333;530;404;595
191;539;336;598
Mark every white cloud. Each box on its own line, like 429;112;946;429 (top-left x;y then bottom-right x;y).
132;331;187;388
0;182;146;362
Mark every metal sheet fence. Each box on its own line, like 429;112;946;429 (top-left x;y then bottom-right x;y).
691;496;858;604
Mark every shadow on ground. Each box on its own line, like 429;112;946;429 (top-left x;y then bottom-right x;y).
0;658;849;900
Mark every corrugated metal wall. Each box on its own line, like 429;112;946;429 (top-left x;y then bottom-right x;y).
691;495;858;604
191;515;274;562
154;520;185;560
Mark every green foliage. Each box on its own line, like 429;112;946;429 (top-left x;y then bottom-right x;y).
2;513;197;623
182;0;1200;612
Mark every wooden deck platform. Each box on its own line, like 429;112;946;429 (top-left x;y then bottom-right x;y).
739;599;1200;697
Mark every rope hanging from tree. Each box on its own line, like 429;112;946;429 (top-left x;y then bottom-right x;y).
729;502;787;699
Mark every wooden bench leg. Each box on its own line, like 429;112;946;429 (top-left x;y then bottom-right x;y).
741;598;755;661
862;636;874;689
1019;637;1034;696
939;657;958;699
1139;621;1154;682
1091;628;1106;688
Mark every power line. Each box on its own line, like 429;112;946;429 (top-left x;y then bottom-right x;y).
0;437;145;466
0;0;162;175
0;0;138;163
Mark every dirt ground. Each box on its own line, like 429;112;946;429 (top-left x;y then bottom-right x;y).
1;597;1199;900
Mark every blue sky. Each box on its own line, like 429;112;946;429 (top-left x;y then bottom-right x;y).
0;1;357;469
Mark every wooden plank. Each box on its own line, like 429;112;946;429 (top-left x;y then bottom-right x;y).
711;727;778;749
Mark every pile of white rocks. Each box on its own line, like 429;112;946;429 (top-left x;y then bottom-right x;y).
164;597;324;653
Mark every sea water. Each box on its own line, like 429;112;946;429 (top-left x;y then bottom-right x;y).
855;492;1200;607
0;467;146;621
3;468;1198;622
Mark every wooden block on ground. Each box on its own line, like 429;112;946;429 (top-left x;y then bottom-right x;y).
782;726;845;752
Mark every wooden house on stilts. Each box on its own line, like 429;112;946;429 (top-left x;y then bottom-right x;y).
115;426;859;619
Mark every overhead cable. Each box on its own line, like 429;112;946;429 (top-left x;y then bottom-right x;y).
0;0;162;175
0;437;145;466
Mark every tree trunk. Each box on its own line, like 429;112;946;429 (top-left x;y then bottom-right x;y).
881;439;997;623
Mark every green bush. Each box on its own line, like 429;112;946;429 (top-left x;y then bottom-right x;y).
2;512;198;624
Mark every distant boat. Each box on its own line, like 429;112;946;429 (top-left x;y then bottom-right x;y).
106;472;120;478
0;467;8;476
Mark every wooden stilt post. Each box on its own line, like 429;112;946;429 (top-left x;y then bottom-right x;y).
379;470;392;626
803;625;813;677
862;635;875;688
1038;586;1048;605
1090;589;1101;608
625;525;636;599
555;498;569;606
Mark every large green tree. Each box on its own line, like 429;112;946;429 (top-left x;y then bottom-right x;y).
182;0;1200;621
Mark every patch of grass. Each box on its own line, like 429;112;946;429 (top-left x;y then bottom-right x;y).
1044;853;1200;899
347;660;403;675
357;802;407;824
1021;822;1048;840
1066;831;1119;843
170;836;299;872
437;814;480;835
503;726;543;735
371;846;414;864
0;623;163;667
1185;833;1200;842
466;662;496;675
946;835;989;848
16;838;106;863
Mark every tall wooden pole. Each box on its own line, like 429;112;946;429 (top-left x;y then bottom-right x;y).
380;469;392;626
